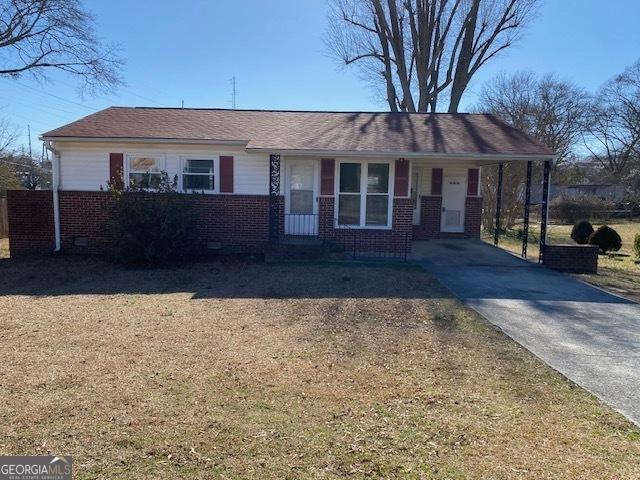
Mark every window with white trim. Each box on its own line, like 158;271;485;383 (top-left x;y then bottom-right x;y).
126;155;165;189
338;161;392;227
182;158;215;192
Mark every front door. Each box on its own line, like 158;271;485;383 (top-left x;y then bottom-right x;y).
285;160;319;235
441;174;466;233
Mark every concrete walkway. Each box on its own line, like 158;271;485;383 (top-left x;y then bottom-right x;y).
411;240;640;426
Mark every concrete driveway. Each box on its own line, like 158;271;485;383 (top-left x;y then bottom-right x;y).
411;240;640;426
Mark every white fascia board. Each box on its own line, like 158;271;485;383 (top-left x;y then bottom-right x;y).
246;147;555;162
39;136;249;146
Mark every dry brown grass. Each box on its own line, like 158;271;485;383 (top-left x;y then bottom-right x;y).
0;257;639;479
0;237;8;259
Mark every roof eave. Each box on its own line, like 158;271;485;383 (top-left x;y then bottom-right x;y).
39;136;556;161
246;147;556;162
40;136;250;146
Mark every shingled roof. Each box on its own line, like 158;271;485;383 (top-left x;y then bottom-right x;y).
42;107;554;157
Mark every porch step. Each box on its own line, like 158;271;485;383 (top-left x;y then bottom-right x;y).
280;235;323;246
264;242;327;263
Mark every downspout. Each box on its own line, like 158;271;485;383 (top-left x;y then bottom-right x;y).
45;140;61;252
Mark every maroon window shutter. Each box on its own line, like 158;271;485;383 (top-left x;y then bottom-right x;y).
431;168;443;195
394;159;409;197
109;153;123;188
320;158;335;195
220;156;234;193
467;168;479;196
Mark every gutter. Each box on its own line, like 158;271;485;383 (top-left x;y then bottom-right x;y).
244;147;555;162
38;136;555;162
44;140;61;252
39;136;249;146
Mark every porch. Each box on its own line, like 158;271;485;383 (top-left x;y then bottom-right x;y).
271;154;554;264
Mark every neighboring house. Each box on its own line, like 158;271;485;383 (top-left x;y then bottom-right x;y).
530;184;625;205
7;108;553;256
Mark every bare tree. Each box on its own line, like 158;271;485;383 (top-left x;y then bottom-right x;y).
327;0;538;112
0;0;123;94
475;71;589;231
0;117;18;153
583;60;640;178
478;71;589;160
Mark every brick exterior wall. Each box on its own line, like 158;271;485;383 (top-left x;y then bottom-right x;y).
7;190;55;256
58;191;113;254
58;191;271;254
318;197;413;254
413;195;482;240
9;191;413;257
8;191;272;256
543;244;599;274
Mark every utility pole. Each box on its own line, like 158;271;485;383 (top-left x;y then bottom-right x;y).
27;124;32;158
231;76;237;109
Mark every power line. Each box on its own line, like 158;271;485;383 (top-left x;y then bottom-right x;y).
2;79;98;112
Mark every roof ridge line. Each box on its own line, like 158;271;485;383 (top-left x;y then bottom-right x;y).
108;106;483;115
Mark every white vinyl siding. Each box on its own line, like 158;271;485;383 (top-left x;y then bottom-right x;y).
58;150;109;191
56;143;269;194
234;154;269;194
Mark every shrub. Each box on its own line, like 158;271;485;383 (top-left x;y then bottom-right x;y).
570;220;594;245
634;233;640;259
550;193;614;224
588;225;622;254
106;173;200;265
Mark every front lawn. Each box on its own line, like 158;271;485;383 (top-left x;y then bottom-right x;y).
0;257;639;479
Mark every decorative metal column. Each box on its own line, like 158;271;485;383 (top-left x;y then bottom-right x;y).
269;154;281;244
494;162;503;247
522;160;532;258
539;159;551;264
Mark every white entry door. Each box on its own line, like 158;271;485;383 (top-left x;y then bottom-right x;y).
441;174;466;233
285;160;319;235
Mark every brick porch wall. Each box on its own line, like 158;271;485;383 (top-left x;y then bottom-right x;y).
413;195;482;240
318;197;413;254
464;196;482;238
543;244;599;273
7;190;55;256
8;191;272;256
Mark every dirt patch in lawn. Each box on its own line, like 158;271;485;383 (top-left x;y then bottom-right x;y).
0;237;8;259
0;257;639;479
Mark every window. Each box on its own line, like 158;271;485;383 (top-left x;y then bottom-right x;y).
183;159;215;191
338;163;361;225
127;155;164;189
338;161;392;227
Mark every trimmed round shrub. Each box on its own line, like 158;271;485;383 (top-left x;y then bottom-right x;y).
570;220;594;245
588;225;622;253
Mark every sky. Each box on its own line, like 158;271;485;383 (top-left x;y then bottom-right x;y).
2;0;640;154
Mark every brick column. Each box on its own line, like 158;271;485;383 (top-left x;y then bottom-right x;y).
464;196;482;238
414;195;442;239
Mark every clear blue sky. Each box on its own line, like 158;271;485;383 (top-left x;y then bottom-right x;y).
2;0;640;153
